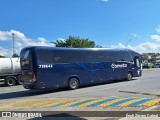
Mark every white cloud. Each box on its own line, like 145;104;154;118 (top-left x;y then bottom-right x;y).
101;0;109;2
0;31;13;41
57;38;65;41
131;33;137;38
151;35;160;42
0;30;55;57
134;42;160;52
156;25;160;34
109;41;160;54
57;38;66;42
110;43;125;48
1;25;160;57
38;37;47;43
0;47;10;56
149;25;160;43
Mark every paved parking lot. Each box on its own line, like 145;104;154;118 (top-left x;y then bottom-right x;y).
0;69;160;119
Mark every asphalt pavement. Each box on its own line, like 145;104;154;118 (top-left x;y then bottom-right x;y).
0;68;160;119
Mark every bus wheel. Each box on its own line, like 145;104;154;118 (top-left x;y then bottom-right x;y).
126;72;132;81
5;77;16;86
69;78;79;90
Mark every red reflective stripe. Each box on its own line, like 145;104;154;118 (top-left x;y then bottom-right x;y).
32;72;36;82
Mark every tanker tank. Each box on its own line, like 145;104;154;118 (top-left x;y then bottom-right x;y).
0;58;21;75
0;58;22;86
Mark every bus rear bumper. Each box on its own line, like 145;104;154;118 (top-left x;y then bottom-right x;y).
22;82;34;89
22;81;50;90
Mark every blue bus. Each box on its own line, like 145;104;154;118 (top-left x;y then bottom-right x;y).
20;46;142;90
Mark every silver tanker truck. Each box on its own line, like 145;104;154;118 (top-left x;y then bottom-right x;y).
0;57;22;86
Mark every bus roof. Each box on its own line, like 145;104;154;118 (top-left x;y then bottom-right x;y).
22;46;136;52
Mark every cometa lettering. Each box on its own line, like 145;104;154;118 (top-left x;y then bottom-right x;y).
111;63;127;68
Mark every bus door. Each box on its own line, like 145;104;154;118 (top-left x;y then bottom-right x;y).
132;56;142;77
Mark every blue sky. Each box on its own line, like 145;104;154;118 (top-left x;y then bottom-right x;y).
0;0;160;56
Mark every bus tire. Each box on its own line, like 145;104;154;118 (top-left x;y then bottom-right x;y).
5;77;16;86
68;78;79;90
126;72;132;81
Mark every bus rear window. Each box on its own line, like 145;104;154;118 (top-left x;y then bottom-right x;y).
20;49;31;67
23;50;30;59
20;49;31;59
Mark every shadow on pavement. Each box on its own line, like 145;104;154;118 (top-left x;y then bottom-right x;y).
0;89;55;100
0;79;137;100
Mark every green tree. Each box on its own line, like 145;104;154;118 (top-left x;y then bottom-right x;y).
12;54;19;58
52;36;95;48
0;55;5;58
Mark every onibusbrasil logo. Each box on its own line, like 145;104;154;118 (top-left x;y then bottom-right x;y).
111;63;127;68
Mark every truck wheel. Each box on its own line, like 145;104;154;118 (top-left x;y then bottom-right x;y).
5;77;16;86
126;72;132;81
69;78;79;90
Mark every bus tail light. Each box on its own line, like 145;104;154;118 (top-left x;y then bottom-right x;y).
31;72;36;82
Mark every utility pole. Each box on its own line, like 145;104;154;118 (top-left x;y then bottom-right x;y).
12;33;15;56
126;38;132;48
